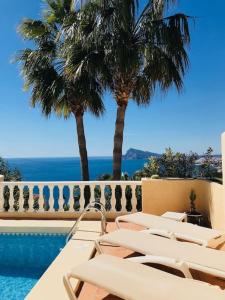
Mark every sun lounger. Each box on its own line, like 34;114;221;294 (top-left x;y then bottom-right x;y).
116;212;225;248
96;229;225;282
64;254;225;300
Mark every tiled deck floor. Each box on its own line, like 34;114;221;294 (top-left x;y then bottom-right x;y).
77;222;225;300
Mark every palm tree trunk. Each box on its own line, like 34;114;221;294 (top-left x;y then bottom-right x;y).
113;101;127;180
73;112;89;181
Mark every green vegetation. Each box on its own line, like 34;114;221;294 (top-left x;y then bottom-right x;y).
199;147;222;179
16;0;191;180
0;157;22;211
189;189;197;213
17;0;105;181
65;0;191;179
133;147;222;182
0;157;21;181
135;148;198;178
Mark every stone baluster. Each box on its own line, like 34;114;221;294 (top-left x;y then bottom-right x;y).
99;184;106;208
68;185;74;212
18;184;24;212
48;184;55;212
110;184;116;212
89;184;95;203
79;184;85;211
58;184;64;212
120;183;127;212
131;184;137;213
28;184;35;212
8;183;15;212
38;184;45;212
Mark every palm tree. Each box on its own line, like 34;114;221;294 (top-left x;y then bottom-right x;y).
16;0;104;181
66;0;191;179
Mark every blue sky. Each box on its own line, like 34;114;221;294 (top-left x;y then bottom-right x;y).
0;0;225;158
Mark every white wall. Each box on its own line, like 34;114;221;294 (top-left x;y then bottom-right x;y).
222;132;225;185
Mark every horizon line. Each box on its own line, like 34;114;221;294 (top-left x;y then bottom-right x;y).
4;155;113;159
3;153;222;160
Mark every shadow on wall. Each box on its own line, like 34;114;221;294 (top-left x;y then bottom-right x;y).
142;178;225;230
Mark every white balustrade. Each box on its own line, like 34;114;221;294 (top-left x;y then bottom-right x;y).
38;184;45;212
110;183;116;212
48;184;55;212
68;185;75;212
0;181;142;214
18;184;24;212
58;185;64;212
8;183;16;212
79;184;85;211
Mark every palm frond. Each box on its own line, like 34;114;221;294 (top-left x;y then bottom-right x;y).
16;0;105;120
18;19;50;40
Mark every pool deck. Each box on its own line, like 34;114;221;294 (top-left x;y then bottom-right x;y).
67;222;225;300
25;221;140;300
0;219;75;233
23;220;102;300
1;219;225;300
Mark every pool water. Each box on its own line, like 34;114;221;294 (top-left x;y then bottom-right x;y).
0;233;66;300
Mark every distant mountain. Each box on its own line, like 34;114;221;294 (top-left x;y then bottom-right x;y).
123;148;222;161
123;148;160;160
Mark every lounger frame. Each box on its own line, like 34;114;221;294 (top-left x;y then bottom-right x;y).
63;255;225;300
116;215;212;246
95;236;225;283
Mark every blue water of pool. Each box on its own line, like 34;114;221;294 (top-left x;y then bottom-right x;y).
0;233;66;300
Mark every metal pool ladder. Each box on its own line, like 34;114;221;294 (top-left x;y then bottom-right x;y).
66;201;107;244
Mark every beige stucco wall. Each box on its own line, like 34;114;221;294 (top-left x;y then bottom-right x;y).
142;178;211;218
142;178;224;229
210;132;225;230
0;175;4;182
222;132;225;184
208;183;225;230
142;133;225;230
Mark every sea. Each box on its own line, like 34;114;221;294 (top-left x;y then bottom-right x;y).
6;157;146;181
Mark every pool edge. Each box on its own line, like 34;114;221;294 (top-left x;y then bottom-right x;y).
25;221;101;300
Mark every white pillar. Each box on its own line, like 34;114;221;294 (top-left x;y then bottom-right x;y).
222;132;225;186
0;175;4;182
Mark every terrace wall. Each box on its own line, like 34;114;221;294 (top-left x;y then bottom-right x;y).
223;132;225;184
142;178;210;218
142;133;225;230
208;182;225;230
142;179;224;229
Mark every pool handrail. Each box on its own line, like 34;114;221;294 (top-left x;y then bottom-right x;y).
66;201;107;244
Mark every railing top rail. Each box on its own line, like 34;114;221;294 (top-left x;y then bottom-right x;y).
0;180;142;185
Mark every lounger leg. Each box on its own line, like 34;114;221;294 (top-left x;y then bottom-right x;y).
63;273;79;300
127;255;193;279
115;216;122;229
95;240;103;254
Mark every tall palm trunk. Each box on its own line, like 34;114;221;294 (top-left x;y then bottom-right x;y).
113;100;128;180
73;111;89;181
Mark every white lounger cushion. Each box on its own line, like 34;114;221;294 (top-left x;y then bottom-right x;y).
66;254;225;300
116;212;225;247
97;229;225;274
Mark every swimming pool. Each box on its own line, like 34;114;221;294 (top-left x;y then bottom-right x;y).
0;233;66;300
